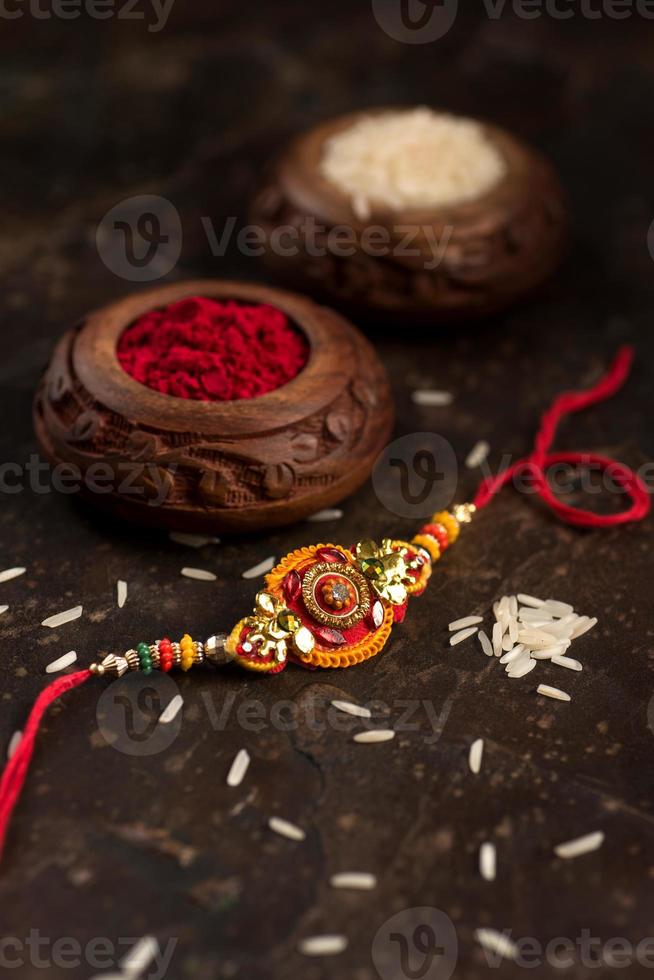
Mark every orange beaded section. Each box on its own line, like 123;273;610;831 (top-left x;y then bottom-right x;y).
265;543;355;592
295;604;395;669
412;533;441;563
180;633;195;672
432;510;460;544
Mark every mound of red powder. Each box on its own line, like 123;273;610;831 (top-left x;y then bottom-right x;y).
117;296;309;401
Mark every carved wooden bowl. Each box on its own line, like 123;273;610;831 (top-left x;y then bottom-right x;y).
251;109;568;321
33;280;394;533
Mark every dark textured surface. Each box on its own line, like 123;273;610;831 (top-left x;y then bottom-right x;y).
1;5;654;979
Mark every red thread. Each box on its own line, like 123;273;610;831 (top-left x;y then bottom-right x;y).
0;670;91;862
473;346;650;527
117;296;309;401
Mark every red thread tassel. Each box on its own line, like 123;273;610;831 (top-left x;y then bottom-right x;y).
0;670;91;862
473;346;650;527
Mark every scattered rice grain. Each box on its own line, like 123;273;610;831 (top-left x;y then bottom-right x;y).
330;872;377;890
45;650;77;674
353;729;395;744
7;731;21;760
242;556;276;580
465;440;490;469
181;567;217;582
117;580;127;608
537;684;571;702
0;567;26;584
480;842;496;881
298;935;348;957
475;928;519;962
41;606;83;629
411;389;453;407
169;532;220;548
517;593;545;608
492;622;503;657
450;626;478;646
554;831;605;860
478;631;493;657
158;694;184;725
551;655;583;672
307;508;344;522
468;738;484;774
269;816;306;841
449;615;483;631
507;657;536;679
570;616;598;640
331;700;371;719
121;936;159;978
227;748;251;787
0;605;7;615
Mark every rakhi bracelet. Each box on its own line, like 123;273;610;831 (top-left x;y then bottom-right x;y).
0;346;649;863
88;505;472;680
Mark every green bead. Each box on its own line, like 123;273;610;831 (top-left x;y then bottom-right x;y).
142;665;153;676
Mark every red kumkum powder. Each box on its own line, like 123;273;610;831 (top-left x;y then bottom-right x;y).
117;296;309;401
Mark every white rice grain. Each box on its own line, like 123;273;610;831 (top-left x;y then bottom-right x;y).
449;615;483;631
299;935;348;957
307;508;344;522
475;928;519;962
537;684;571;702
331;700;372;719
411;389;453;407
465;440;490;469
41;606;83;629
570;616;598;640
181;567;217;582
554;831;605;860
542;599;574;618
480;842;496;881
0;605;8;615
499;645;525;665
269;816;306;842
45;650;77;674
492;622;503;657
0;567;26;583
450;626;478;646
468;738;484;775
518;628;558;650
551;655;583;672
7;731;21;760
353;729;395;744
330;872;377;890
169;532;220;548
117;580;127;608
507;657;536;679
242;556;276;580
121;936;159;979
158;694;184;725
517;593;545;608
478;631;493;657
227;748;251;788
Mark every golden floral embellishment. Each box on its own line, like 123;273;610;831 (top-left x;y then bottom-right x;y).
242;591;315;663
354;539;408;606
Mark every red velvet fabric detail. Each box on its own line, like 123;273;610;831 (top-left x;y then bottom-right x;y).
117;296;309;402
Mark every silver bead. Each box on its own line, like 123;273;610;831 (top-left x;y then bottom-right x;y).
205;633;233;666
